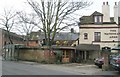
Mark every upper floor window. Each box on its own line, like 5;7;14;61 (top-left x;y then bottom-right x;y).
84;33;88;40
94;32;101;42
94;16;102;23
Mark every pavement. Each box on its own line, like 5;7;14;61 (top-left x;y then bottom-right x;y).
94;71;120;75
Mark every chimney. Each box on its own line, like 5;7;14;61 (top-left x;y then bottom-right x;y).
102;2;110;22
114;2;118;24
118;1;120;17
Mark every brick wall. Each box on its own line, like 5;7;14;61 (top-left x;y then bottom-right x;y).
18;48;56;63
27;41;39;47
0;28;25;56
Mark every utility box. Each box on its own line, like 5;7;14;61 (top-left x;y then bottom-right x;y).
101;46;111;71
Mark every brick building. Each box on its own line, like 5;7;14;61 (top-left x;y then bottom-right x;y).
0;28;25;55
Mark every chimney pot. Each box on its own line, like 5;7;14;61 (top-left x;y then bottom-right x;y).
115;2;117;5
106;2;108;5
103;2;105;5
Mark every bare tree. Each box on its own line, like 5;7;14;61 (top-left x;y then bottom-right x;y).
0;9;17;44
27;0;92;47
16;11;39;45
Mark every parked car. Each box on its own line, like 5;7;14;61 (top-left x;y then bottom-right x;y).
111;54;120;73
94;54;119;69
94;57;104;68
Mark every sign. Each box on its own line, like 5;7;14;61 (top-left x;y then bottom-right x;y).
102;47;111;52
104;30;120;38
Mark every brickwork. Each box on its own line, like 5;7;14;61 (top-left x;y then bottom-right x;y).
18;48;56;63
0;28;25;55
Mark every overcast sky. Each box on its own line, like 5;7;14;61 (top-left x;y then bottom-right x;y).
0;0;119;33
0;0;119;16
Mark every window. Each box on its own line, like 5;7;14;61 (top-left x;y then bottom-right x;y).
62;50;69;58
94;16;102;23
94;32;101;42
84;33;88;40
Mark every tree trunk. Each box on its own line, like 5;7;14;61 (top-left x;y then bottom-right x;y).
7;31;13;44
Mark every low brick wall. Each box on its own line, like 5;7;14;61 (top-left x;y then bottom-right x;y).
18;48;56;63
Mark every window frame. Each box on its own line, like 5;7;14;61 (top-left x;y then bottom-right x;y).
94;16;103;24
94;32;101;42
84;33;88;40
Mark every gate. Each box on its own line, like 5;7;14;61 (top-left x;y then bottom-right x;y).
2;44;24;61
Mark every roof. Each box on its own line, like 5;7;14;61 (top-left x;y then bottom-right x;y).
1;28;24;39
91;11;103;16
29;31;79;41
76;44;100;51
52;46;76;50
54;32;79;41
79;11;116;25
80;11;103;24
29;31;45;40
80;16;93;24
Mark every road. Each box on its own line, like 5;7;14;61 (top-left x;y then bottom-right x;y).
2;61;79;75
2;61;120;75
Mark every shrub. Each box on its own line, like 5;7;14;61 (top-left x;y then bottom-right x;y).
40;60;48;64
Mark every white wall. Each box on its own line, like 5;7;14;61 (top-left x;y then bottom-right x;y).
79;24;120;49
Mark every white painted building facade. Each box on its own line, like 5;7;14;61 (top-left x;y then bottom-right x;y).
79;23;120;51
77;2;120;60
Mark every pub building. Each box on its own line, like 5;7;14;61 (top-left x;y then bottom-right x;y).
76;2;120;62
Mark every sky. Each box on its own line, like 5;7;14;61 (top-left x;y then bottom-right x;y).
0;0;119;16
0;0;120;33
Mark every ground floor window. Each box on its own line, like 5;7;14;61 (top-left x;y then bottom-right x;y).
62;50;70;58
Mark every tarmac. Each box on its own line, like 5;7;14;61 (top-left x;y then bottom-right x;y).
11;61;119;75
17;61;102;75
